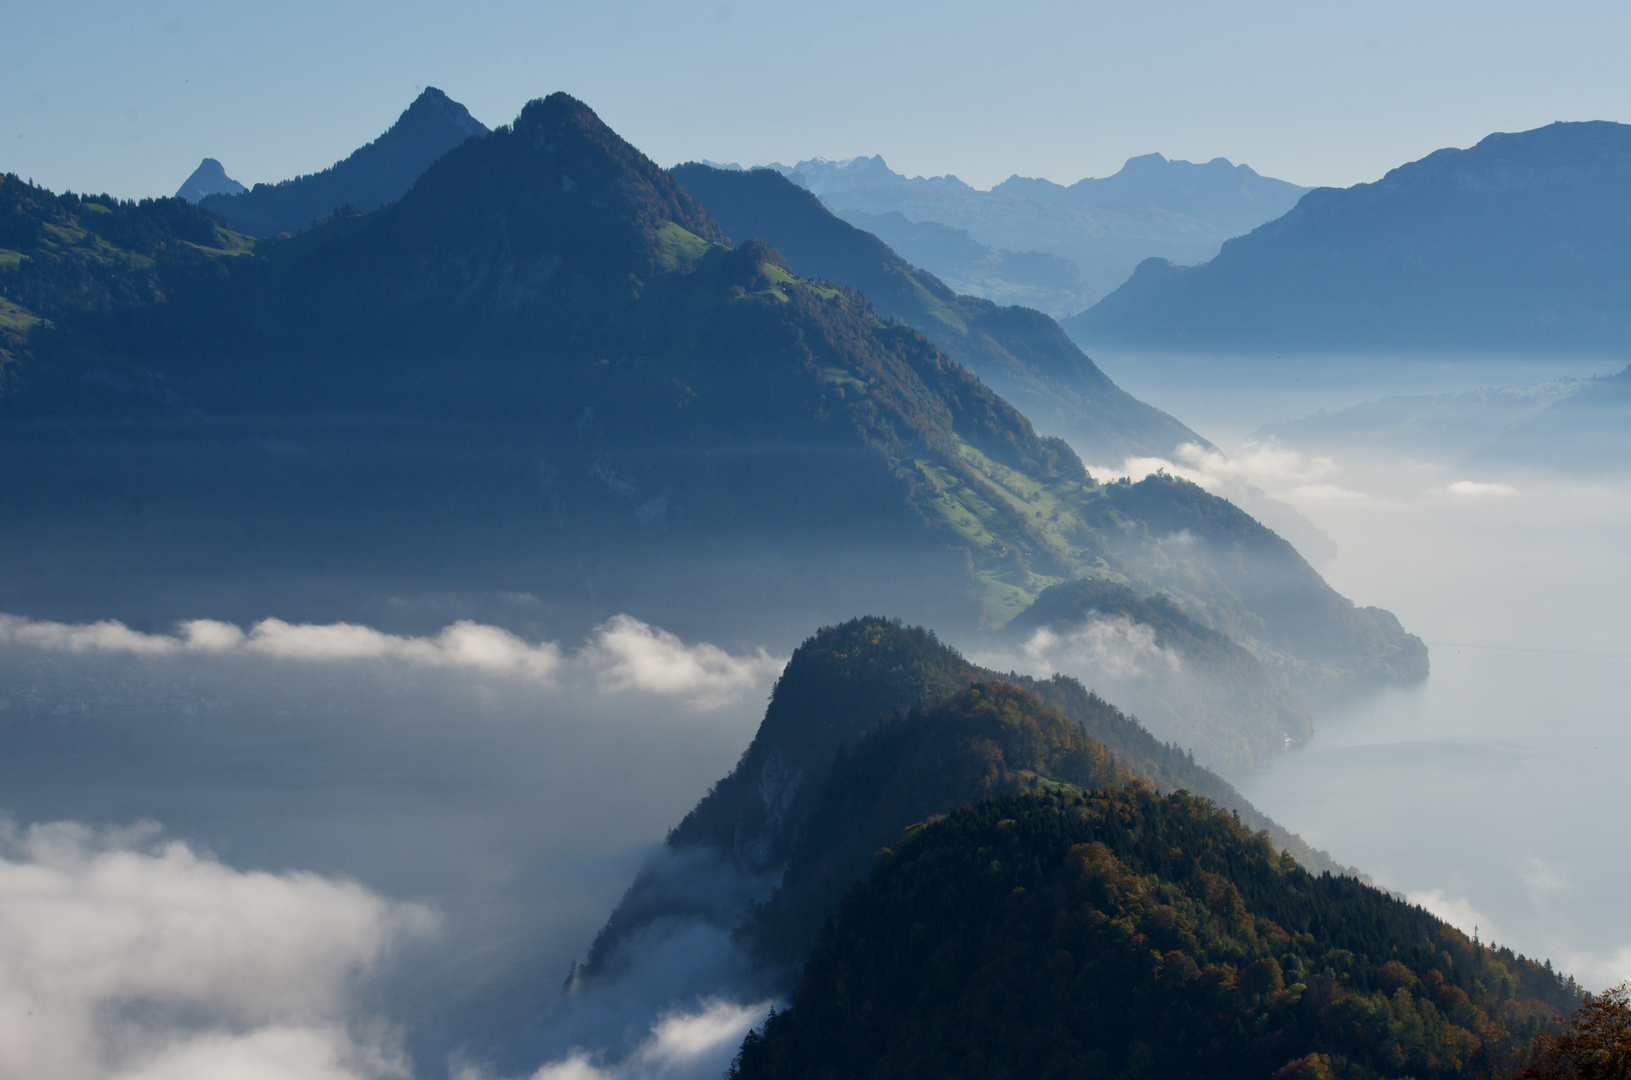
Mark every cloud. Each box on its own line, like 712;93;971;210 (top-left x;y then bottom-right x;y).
970;621;1182;689
1434;480;1520;498
1519;855;1569;899
1093;440;1340;497
581;617;784;708
0;613;784;710
0;820;434;1080
1086;441;1351;560
1406;888;1494;940
1564;946;1631;993
487;999;769;1080
1011;622;1181;682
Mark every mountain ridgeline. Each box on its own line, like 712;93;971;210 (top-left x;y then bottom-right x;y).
1;92;1419;701
729;789;1579;1080
586;617;1351;980
1067;121;1631;353
199;86;488;237
582;618;1571;1080
1008;577;1313;772
669;162;1208;465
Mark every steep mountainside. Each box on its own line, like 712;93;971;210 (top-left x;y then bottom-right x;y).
175;158;246;202
1067;121;1631;353
669;163;1205;465
837;207;1097;316
1;95;1419;682
728;789;1578;1080
776;152;1308;296
0;174;254;367
1008;577;1312;772
585;618;1353;981
199;87;488;236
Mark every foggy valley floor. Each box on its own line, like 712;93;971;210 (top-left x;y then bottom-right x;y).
1080;349;1631;990
0;351;1626;1077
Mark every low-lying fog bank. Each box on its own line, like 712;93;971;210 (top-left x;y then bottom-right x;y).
1079;349;1631;991
0;615;782;1079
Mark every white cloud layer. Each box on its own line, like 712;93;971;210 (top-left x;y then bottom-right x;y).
579;616;784;709
1434;480;1520;498
1565;946;1631;993
483;999;769;1080
1094;440;1362;503
994;622;1182;682
0;820;434;1080
1406;888;1494;940
0;613;784;711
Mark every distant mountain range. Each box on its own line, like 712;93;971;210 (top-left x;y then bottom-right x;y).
1067;121;1631;354
175;157;245;202
669;162;1203;465
767;153;1309;302
196;86;487;236
0;92;1422;715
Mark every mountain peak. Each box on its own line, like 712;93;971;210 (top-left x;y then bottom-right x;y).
175;157;245;202
200;87;492;236
403;85;485;139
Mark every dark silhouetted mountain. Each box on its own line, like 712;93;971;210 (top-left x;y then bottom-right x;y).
772;152;1308;297
585;618;1354;984
668;162;1204;465
728;788;1577;1080
1;97;1417;692
1007;577;1312;772
1067;122;1631;354
175;157;246;202
199;87;487;236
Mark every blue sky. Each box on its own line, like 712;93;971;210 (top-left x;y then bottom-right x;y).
7;0;1631;199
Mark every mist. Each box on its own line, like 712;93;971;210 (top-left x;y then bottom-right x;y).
0;615;785;1078
1084;347;1631;992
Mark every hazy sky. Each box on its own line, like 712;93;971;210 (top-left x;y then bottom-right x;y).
7;0;1630;199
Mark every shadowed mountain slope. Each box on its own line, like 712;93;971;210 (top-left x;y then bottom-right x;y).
200;87;488;237
1;96;1419;684
1007;577;1312;772
1067;121;1631;353
670;162;1206;464
585;617;1355;983
728;788;1578;1080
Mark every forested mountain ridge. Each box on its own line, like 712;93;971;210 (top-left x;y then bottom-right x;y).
585;617;1355;982
198;86;488;237
0;173;253;368
669;162;1205;466
729;788;1578;1080
1066;120;1631;353
1;94;1421;686
1009;577;1313;771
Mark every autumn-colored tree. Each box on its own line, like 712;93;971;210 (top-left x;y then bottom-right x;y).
1519;983;1631;1080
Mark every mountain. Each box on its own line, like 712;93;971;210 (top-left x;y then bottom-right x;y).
584;617;1353;985
837;208;1097;317
175;157;245;202
668;163;1205;465
1007;577;1312;772
727;788;1578;1080
773;152;1309;297
1066;121;1631;353
198;86;487;236
0;96;1419;692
